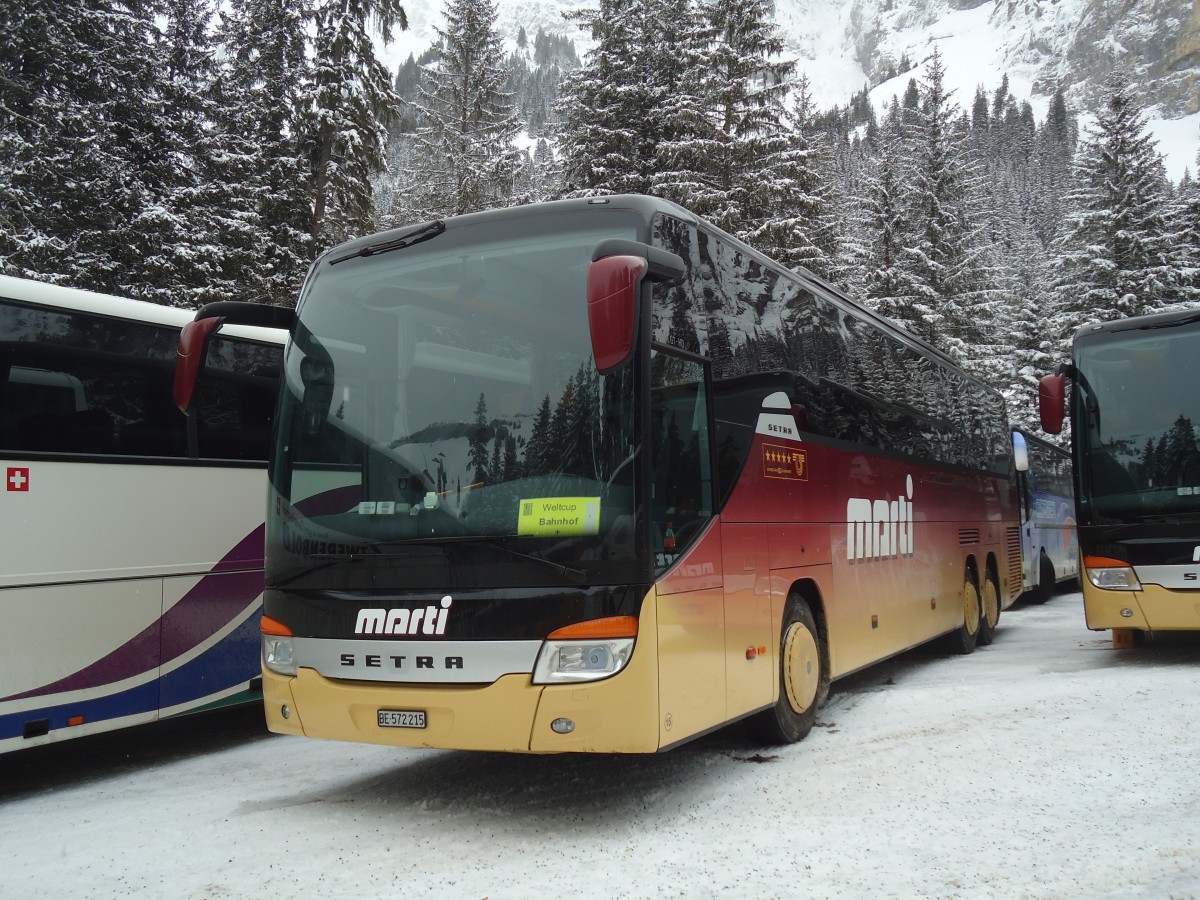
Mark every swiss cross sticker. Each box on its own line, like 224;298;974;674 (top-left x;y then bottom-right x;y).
7;467;29;492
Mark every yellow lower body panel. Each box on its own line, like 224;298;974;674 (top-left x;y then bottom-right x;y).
1083;581;1200;632
262;588;665;754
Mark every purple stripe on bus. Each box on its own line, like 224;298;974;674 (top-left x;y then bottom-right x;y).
0;486;360;703
0;531;265;703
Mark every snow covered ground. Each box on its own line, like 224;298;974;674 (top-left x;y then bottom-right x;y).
3;590;1200;900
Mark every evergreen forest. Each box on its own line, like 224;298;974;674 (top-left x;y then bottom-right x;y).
3;0;1199;431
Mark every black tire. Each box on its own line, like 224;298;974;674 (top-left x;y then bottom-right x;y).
946;573;981;655
747;597;827;745
1030;553;1056;604
977;570;1000;646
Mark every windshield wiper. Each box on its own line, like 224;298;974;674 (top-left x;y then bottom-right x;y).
270;553;374;588
329;220;446;265
451;539;588;584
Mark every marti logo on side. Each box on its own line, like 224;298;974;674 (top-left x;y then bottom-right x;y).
847;475;916;561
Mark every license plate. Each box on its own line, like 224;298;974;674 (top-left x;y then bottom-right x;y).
377;709;426;729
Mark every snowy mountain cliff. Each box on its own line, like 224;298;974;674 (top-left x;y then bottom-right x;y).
380;0;1200;176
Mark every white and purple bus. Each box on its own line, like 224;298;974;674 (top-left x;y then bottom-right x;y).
0;274;285;752
1012;429;1078;602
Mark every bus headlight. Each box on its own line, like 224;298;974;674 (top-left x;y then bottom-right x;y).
262;635;297;676
532;638;635;684
1085;556;1142;591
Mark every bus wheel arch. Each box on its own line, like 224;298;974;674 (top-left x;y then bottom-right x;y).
747;586;828;744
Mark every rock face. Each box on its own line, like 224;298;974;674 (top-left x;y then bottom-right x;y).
767;0;1198;115
1168;0;1200;112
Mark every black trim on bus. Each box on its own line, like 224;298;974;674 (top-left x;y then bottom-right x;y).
0;451;268;468
14;566;266;592
265;582;651;641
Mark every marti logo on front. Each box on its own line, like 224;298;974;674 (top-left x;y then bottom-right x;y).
846;475;915;561
355;596;452;636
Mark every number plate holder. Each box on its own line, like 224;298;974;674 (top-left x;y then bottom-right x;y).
377;709;427;729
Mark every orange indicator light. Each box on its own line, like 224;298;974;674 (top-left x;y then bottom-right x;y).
67;716;85;727
260;615;293;636
548;615;638;640
1085;555;1129;569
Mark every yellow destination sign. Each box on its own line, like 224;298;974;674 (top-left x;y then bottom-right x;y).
517;497;601;536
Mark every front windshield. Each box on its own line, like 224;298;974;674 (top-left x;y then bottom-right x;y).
1074;322;1200;522
269;210;644;589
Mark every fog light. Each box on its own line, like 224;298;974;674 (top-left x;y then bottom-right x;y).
281;705;291;720
551;718;575;734
1120;608;1134;618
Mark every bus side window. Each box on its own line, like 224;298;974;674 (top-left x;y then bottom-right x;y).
0;301;187;458
191;336;282;461
649;354;713;567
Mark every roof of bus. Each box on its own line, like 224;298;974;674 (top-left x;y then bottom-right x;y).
320;195;696;264
319;195;989;390
1072;306;1200;345
0;274;286;345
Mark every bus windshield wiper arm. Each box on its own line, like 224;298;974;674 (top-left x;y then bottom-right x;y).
270;554;373;588
473;540;589;584
329;221;446;265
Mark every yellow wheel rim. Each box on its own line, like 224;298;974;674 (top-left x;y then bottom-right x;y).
983;578;999;630
782;622;819;715
963;580;981;635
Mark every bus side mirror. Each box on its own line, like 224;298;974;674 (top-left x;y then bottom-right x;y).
1012;430;1029;473
174;301;295;414
588;240;685;375
1039;374;1066;435
588;254;645;374
174;317;223;414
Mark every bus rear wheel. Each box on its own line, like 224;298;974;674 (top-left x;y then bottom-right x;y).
977;570;1000;646
947;573;981;655
747;598;827;744
1031;553;1056;604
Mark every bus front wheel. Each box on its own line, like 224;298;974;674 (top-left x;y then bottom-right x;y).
747;598;827;744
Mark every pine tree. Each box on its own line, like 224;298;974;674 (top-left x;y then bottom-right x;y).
654;0;796;243
1028;86;1077;251
0;2;168;295
138;0;257;308
557;0;679;195
219;0;314;305
742;76;840;281
299;0;407;252
1049;72;1176;348
468;393;490;484
407;0;523;218
1166;154;1200;307
854;119;915;322
898;48;1002;365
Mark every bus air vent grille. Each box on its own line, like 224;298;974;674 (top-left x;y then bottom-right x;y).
958;529;981;546
1006;526;1023;585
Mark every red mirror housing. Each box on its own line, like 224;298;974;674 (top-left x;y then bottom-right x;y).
587;255;648;374
1039;373;1066;435
174;316;223;413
